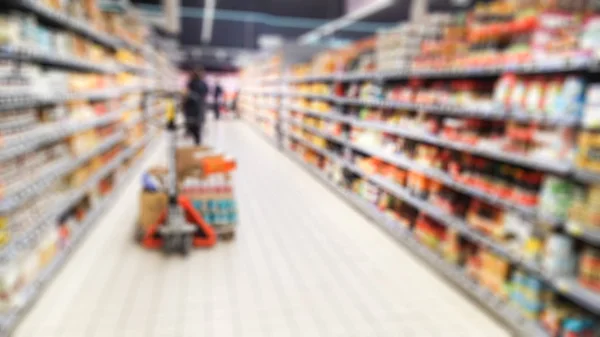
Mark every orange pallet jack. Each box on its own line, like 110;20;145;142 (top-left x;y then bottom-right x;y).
138;102;217;255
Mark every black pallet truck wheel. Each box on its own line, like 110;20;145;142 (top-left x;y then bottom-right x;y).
163;235;176;255
181;234;193;256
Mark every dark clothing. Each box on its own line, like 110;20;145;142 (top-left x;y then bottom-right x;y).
189;77;209;101
214;85;223;101
184;97;205;123
214;102;220;120
185;76;208;124
183;94;205;145
214;85;223;120
186;123;202;145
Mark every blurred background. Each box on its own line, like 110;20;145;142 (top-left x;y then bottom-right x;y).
4;1;600;337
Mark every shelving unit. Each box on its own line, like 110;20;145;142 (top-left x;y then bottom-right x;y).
0;1;179;335
242;4;600;336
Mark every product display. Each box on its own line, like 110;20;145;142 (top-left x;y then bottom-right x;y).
0;1;178;335
241;0;600;335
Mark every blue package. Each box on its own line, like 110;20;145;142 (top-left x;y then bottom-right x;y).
142;173;162;192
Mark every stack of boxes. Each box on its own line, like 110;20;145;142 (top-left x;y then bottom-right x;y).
376;14;453;72
138;146;238;239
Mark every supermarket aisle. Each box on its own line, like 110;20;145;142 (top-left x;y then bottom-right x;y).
15;119;510;337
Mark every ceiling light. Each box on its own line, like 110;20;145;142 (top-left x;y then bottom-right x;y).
298;0;393;43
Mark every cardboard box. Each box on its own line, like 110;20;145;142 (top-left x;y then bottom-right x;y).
139;191;168;230
139;165;169;230
147;165;168;181
175;146;214;179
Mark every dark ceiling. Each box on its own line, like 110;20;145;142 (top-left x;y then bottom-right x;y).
133;0;476;70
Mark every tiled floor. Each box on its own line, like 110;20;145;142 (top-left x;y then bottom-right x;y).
14;119;511;337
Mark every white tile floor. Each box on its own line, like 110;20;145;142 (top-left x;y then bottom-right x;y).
14;119;512;337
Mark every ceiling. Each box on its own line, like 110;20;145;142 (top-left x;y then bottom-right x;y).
133;0;476;71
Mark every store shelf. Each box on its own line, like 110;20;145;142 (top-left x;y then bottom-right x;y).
0;135;155;337
287;92;337;101
338;97;578;127
288;58;591;84
288;74;337;83
0;104;129;162
255;102;280;111
0;95;38;111
291;94;576;131
276;142;545;337
0;131;124;216
349;119;570;174
278;110;600;315
288;105;352;123
572;169;600;185
0;46;116;73
357;142;538;217
9;0;121;50
306;140;600;316
380;58;591;79
285;131;339;161
279;101;600;184
1;86;142;112
553;278;600;315
284;114;561;226
125;115;144;129
564;222;600;246
345;162;521;260
285;118;346;144
255;113;278;125
277;92;579;126
119;64;151;75
292;107;576;173
0;117;36;131
280;131;600;322
243;89;282;96
44;85;144;103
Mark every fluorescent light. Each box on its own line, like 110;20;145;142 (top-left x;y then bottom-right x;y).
298;0;393;44
201;0;217;43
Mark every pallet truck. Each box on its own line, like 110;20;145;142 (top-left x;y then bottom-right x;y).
136;100;217;255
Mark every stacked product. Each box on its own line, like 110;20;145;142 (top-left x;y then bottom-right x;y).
0;0;177;332
376;14;452;72
138;146;238;241
240;0;600;335
239;55;284;139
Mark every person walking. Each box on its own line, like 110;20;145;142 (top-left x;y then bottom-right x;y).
184;68;208;145
213;81;223;120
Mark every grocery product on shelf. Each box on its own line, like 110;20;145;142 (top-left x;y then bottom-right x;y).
240;0;600;335
568;184;600;232
0;0;178;333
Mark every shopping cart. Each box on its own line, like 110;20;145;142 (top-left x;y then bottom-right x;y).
136;100;218;255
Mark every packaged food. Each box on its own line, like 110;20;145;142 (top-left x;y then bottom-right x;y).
579;247;600;292
525;79;544;113
510;78;527;108
551;76;585;119
543;234;576;278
